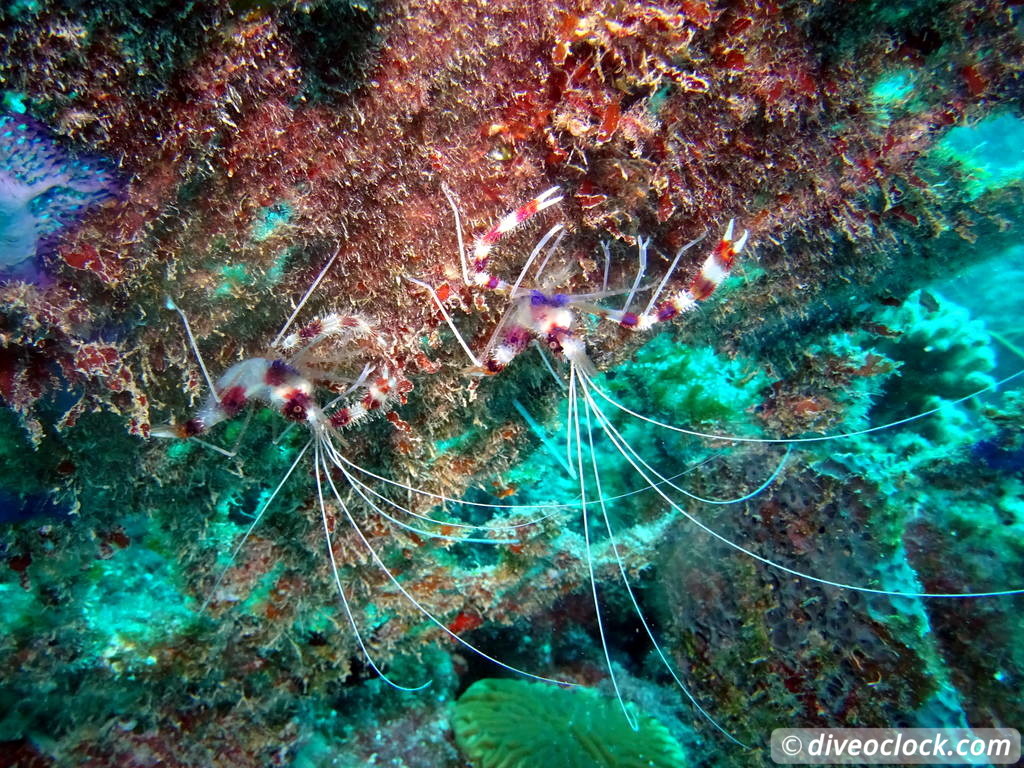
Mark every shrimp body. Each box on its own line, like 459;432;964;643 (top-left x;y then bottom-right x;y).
180;358;321;438
157;353;399;439
486;290;591;374
426;186;749;377
153;290;397;441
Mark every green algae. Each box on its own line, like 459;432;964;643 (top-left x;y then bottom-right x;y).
213;263;254;297
606;334;769;427
1;91;28;114
85;541;193;663
815;290;997;486
867;69;922;125
433;427;478;456
506;333;770;506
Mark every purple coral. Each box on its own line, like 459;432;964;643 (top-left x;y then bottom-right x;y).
0;113;122;281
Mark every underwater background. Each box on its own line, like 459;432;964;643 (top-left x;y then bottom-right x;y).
0;0;1022;766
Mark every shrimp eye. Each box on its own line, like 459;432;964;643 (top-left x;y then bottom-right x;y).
282;390;311;422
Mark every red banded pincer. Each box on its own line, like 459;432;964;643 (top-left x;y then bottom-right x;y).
406;184;749;377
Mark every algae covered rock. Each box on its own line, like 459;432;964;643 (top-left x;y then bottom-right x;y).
452;678;686;768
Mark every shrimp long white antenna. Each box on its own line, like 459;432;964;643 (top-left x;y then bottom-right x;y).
441;183;470;285
313;441;431;692
318;445;578;686
166;296;220;402
511;398;576;480
620;237;650;316
568;368;638;732
643;235;706;318
578;374;1024;599
646;443;791;506
190;436;241;458
338;363;375;399
992;330;1024;362
403;275;482;368
200;439;312;613
343;470;518;543
532;340;567;392
601;241;611;293
340;462;519;545
334;449;562;522
534;225;567;286
582;367;1024;445
272;247;340;348
564;374;577;477
570;372;791;502
337;436;733;514
575;367;748;747
319;436;521;541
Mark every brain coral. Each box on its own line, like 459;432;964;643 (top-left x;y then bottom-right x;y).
452;678;686;768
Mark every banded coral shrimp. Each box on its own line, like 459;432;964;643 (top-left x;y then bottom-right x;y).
405;185;1024;753
151;248;645;718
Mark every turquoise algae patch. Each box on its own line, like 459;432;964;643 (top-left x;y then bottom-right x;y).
932;111;1024;199
813;290;997;491
1;91;27;114
0;519;197;673
85;542;194;669
606;333;769;427
4;1;40;19
869;70;915;105
208;201;294;296
252;201;293;242
211;250;292;296
433;427;477;457
866;69;921;125
213;263;254;297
